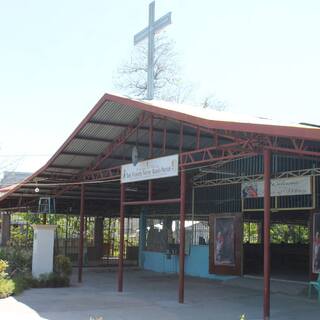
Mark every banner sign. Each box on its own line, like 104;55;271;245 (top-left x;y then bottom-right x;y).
241;176;312;198
121;154;179;184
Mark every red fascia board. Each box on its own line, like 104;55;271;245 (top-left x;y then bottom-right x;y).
104;93;320;142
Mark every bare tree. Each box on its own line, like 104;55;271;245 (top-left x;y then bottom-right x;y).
114;34;192;102
201;94;227;111
114;33;226;109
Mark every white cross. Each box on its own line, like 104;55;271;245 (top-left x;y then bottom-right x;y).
134;1;172;100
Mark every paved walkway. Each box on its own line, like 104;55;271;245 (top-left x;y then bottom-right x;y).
0;268;319;320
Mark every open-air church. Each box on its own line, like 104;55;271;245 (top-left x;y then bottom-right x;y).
0;2;320;320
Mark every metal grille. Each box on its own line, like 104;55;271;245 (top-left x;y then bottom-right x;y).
193;154;320;213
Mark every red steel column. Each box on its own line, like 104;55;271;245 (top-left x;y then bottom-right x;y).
148;115;153;200
179;122;184;154
263;149;271;320
78;184;85;283
179;169;186;303
162;118;167;155
118;183;125;292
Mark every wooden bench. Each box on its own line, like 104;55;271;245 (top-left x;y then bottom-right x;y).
308;274;320;302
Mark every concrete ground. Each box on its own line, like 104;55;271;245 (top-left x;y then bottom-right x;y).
0;268;319;320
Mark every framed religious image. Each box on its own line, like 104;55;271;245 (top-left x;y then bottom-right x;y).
209;213;243;276
214;217;235;266
312;212;320;274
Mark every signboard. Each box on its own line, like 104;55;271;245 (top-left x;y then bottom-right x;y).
241;176;311;198
121;154;179;184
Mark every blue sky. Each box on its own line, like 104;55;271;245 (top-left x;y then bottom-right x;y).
1;0;320;174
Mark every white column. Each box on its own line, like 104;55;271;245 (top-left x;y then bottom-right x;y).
32;225;56;277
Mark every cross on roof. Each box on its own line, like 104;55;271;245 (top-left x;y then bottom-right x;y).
134;1;172;100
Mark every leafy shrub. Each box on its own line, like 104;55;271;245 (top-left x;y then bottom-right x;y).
0;247;32;276
32;272;69;288
0;254;72;295
0;260;9;276
54;255;72;278
13;274;33;295
0;278;15;298
8;227;33;248
0;259;15;298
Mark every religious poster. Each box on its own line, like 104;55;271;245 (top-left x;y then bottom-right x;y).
241;176;312;198
214;217;235;266
312;212;320;274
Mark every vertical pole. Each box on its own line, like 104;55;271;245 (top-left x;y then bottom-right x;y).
179;169;186;303
148;116;153;201
118;183;125;292
107;217;112;263
78;184;85;283
147;1;155;100
179;122;184;154
196;126;200;149
191;187;195;245
0;212;11;246
94;217;104;259
263;149;271;320
139;208;147;268
65;214;68;256
162;119;167;155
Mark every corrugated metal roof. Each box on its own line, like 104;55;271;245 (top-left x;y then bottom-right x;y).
1;92;320;207
147;99;312;129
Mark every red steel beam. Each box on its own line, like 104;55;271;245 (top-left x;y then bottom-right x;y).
179;169;186;303
118;183;125;292
75;135;186;152
89;118;215;140
78;184;85;283
80;147;256;182
82;165;121;181
267;146;320;158
123;198;180;206
263;149;271;320
180;144;256;167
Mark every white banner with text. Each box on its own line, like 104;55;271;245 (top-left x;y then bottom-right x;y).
241;176;312;198
121;154;179;183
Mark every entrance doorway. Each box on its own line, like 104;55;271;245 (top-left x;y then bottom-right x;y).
243;212;310;281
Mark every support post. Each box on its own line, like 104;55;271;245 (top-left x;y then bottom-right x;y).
179;169;186;303
179;122;184;154
148;115;153;201
162;119;167;155
64;214;68;256
118;183;125;292
0;212;11;246
139;208;147;268
94;217;104;259
78;184;85;283
263;149;271;320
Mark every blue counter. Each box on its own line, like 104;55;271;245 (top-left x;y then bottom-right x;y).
142;245;236;280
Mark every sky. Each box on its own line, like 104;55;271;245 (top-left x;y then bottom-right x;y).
1;0;320;175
